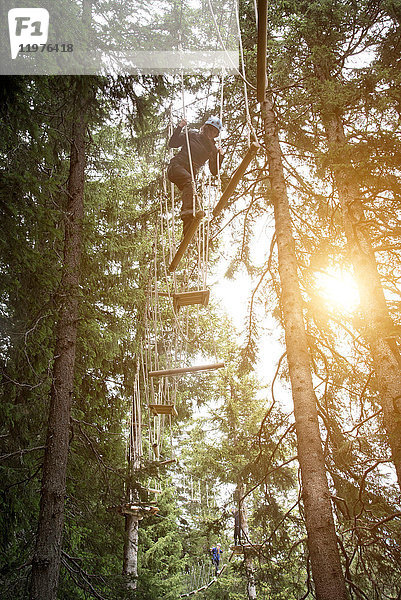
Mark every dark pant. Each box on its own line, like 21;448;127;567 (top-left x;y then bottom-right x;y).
234;512;242;545
212;557;220;575
167;162;196;218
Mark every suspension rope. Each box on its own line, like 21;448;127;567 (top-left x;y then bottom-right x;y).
180;552;235;597
180;71;198;217
206;0;256;89
167;106;178;259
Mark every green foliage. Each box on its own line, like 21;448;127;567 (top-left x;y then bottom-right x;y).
136;489;185;600
0;74;173;599
0;77;71;599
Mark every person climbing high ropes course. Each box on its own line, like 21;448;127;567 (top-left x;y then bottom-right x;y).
210;543;223;575
167;115;225;237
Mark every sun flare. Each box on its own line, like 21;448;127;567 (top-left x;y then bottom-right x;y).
314;269;360;312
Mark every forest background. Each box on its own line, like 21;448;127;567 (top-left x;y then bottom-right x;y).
1;0;401;599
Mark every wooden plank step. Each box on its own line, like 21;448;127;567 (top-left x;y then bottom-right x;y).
151;458;177;467
139;484;162;494
149;403;178;416
173;289;210;311
230;544;263;554
169;211;205;272
111;503;159;517
213;143;259;218
149;362;225;378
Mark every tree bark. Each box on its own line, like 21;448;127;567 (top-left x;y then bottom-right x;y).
123;513;141;590
237;484;257;600
262;95;348;600
29;91;87;600
315;63;401;488
122;380;142;589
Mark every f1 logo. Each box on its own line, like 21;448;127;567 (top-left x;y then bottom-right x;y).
8;8;50;59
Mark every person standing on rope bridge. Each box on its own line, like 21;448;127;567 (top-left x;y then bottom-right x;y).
210;543;223;575
233;509;243;546
167;116;224;236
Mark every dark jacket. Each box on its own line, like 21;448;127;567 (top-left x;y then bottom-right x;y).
211;546;223;561
168;125;222;175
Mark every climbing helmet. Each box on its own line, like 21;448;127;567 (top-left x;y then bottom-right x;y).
205;116;223;133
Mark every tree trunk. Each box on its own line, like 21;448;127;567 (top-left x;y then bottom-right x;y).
29;91;87;600
122;381;143;589
237;484;257;600
262;95;348;600
244;558;257;600
123;513;141;590
316;65;401;488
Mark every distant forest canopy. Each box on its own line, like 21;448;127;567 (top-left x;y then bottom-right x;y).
1;1;401;599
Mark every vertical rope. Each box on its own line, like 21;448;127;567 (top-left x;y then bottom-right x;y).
235;3;258;145
169;105;176;250
169;413;174;458
180;71;198;216
152;237;159;371
204;174;212;287
216;70;225;186
163;193;174;266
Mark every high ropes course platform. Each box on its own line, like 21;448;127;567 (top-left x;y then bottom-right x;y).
115;0;269;584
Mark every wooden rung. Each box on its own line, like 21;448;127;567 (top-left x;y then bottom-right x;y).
149;362;225;378
134;505;159;515
119;508;144;519
149;403;178;416
169;211;205;272
173;289;210;311
213;143;259;218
